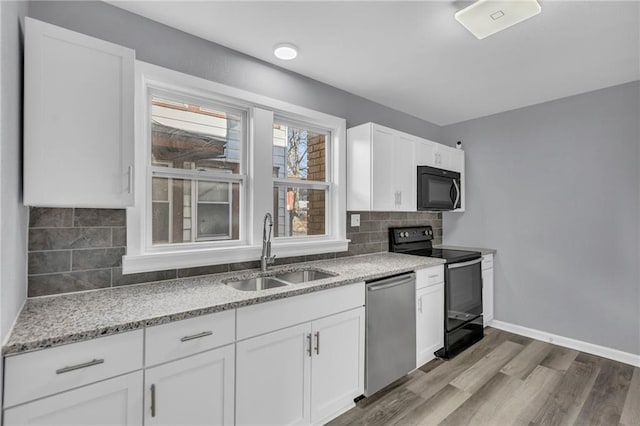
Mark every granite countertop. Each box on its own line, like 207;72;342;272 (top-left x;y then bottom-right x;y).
4;252;445;356
434;245;497;256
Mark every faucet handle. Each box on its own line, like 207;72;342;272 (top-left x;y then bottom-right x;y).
268;255;277;265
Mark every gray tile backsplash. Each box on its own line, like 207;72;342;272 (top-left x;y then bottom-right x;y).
27;208;442;297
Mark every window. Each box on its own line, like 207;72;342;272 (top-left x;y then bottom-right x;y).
124;62;347;274
149;95;245;245
272;121;330;238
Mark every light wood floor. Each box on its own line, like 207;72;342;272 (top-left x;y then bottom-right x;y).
328;327;640;426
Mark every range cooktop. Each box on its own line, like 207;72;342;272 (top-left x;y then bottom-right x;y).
388;226;481;263
401;248;481;263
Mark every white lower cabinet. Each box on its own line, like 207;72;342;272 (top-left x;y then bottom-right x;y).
311;309;365;424
416;283;444;367
236;307;365;426
4;371;143;426
2;283;367;426
236;323;312;426
482;254;495;326
144;345;235;426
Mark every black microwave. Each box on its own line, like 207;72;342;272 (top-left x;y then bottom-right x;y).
417;166;461;211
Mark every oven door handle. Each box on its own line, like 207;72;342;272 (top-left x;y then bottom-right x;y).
448;257;482;269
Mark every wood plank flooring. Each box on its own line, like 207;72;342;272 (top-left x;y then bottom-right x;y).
328;328;640;426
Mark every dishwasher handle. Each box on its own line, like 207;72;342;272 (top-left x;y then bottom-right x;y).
367;274;415;292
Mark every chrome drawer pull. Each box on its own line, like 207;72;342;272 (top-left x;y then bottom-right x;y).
180;331;213;342
55;358;104;374
428;274;439;279
150;384;156;417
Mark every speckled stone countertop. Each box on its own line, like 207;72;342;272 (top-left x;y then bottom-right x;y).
4;252;445;356
434;245;497;256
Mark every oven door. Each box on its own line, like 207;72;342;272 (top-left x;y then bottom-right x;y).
417;170;461;211
445;258;483;332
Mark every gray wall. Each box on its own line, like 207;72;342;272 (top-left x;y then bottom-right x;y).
441;81;640;355
1;1;28;343
27;1;441;140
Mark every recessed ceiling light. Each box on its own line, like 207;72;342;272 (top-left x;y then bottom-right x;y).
274;43;298;60
455;0;541;40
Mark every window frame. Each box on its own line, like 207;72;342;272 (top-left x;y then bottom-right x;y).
272;116;332;240
123;62;347;274
146;87;248;250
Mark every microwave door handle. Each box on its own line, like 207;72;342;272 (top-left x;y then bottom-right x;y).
453;179;460;209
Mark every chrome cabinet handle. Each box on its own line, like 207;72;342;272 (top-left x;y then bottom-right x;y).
419;297;423;313
314;332;320;355
180;331;213;342
55;358;104;374
307;333;312;357
150;384;156;418
428;274;439;279
127;166;133;194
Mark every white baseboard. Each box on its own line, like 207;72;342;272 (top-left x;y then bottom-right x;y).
490;320;640;367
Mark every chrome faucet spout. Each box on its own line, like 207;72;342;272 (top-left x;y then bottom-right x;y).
261;213;276;272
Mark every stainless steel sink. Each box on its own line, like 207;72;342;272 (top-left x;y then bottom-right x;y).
224;277;288;292
272;270;336;284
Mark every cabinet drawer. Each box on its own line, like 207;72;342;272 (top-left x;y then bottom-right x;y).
416;266;444;289
237;283;365;341
4;330;143;408
482;254;493;270
145;310;235;367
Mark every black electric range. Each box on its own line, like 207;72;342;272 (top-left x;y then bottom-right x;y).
389;226;484;359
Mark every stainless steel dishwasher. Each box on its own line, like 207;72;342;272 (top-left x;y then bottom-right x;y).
365;272;416;397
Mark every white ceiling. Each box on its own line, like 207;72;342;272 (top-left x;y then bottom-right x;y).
110;1;640;126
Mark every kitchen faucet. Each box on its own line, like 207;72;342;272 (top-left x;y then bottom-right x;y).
261;213;276;272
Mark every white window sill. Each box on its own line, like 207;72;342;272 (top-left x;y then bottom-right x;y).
122;239;349;274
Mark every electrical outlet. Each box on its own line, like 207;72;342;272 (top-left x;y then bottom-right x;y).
351;214;361;227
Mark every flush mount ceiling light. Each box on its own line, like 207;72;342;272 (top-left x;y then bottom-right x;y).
455;0;542;39
273;43;298;60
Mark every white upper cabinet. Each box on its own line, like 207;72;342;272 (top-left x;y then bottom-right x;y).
24;18;135;207
348;123;416;211
348;122;465;212
416;140;464;173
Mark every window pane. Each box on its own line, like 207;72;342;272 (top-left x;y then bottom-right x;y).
272;123;327;181
198;181;229;203
273;187;326;237
152;177;169;201
197;204;230;238
152;202;170;243
151;96;242;174
151;177;240;244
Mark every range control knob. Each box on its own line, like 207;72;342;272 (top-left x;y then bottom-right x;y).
425;230;432;236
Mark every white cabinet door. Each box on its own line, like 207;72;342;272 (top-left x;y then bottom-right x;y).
435;145;453;170
416;283;444;367
236;323;312;426
144;345;234;426
311;308;364;424
4;371;142;426
449;148;465;173
370;126;396;211
416;139;437;167
396;135;416;211
482;267;494;326
24;17;134;207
